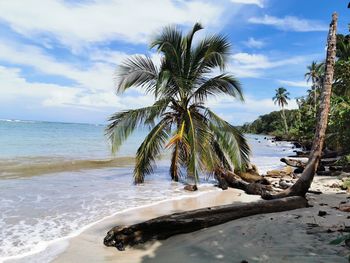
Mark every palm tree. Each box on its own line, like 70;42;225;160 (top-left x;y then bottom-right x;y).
106;23;250;184
305;61;324;116
264;13;338;199
272;87;290;133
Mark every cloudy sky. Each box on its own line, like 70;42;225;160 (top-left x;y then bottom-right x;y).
0;0;349;124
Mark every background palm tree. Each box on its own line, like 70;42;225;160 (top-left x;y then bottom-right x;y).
305;61;325;116
106;23;250;184
273;87;290;133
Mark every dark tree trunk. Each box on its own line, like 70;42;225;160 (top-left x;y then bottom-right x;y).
263;13;338;199
104;197;307;251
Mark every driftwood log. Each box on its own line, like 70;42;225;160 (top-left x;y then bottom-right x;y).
215;169;272;195
104;196;308;251
281;157;338;169
280;158;307;168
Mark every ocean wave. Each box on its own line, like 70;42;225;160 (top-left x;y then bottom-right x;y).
0;119;36;123
0;171;219;262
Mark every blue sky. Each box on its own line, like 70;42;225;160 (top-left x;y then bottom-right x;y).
0;0;349;125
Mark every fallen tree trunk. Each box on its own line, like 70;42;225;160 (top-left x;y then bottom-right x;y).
104;196;308;251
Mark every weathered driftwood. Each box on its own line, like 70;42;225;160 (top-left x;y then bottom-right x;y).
289;150;339;159
216;169;271;195
281;157;338;169
103;196;308;251
281;158;307;168
266;166;294;178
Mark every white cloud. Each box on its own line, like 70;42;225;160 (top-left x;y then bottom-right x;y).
230;0;264;8
228;52;305;78
0;40;124;93
248;15;328;32
0;65;154;113
243;37;265;48
277;80;310;88
0;0;224;49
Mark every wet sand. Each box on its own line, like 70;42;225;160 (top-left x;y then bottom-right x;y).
53;176;350;263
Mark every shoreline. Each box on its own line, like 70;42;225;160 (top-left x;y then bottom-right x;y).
53;177;349;263
2;135;297;262
3;186;236;263
52;187;260;263
4;135;348;262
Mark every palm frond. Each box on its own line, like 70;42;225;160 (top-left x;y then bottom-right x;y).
191;34;231;76
150;25;183;76
134;118;171;184
106;100;170;153
191;74;243;103
183;22;203;78
116;55;158;94
206;109;250;170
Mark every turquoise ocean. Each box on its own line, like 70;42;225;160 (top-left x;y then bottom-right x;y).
0;119;295;262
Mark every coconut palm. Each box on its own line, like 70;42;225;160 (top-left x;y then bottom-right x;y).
273;87;290;133
265;13;338;199
106;23;250;184
305;61;324;116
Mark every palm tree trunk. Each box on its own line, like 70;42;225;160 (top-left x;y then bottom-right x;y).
314;86;317;117
281;107;289;133
264;13;338;199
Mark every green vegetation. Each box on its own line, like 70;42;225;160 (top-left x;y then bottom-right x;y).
272;87;290;133
106;23;250;184
242;31;350;154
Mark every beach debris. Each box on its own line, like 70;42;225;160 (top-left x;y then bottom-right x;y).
330;183;341;188
318;210;328;217
266;166;293;178
307;190;323;195
339;203;350;212
330;234;350;248
215;168;272;196
279;179;294;189
280;157;307;168
103;197;308;251
184;184;198;191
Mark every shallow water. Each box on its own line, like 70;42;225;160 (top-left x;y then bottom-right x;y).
0;120;295;262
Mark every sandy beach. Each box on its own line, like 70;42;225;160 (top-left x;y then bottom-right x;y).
52;176;350;263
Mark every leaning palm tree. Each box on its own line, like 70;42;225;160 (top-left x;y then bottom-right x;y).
305;61;324;116
264;13;338;199
106;23;250;184
273;87;290;133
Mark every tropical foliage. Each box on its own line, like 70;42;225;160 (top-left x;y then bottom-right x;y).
242;31;350;154
106;23;250;184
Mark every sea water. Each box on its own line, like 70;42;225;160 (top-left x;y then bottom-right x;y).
0;119;295;262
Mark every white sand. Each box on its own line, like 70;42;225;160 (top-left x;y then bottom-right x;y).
52;177;350;263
